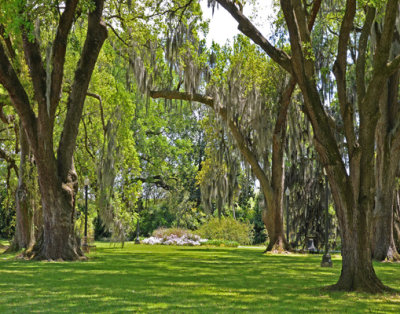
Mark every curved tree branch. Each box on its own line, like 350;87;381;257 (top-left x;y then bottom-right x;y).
0;42;38;152
149;89;275;204
214;0;292;73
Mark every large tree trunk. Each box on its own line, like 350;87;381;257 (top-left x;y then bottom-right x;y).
394;192;400;251
262;196;287;252
333;221;388;292
373;189;400;261
373;59;400;261
27;159;83;260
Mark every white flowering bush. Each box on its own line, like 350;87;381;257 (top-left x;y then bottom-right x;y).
142;232;207;246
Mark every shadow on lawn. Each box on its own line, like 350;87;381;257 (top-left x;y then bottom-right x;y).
0;244;399;313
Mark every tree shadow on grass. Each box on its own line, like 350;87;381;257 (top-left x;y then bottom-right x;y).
1;244;400;313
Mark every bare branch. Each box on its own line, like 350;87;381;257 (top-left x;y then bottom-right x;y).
214;0;292;73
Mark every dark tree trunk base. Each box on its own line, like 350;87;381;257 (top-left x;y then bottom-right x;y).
325;270;395;294
265;237;290;253
24;234;86;261
373;242;400;262
326;281;394;294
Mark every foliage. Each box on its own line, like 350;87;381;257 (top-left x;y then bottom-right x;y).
1;244;400;312
201;239;239;247
152;227;195;239
0;190;14;239
139;227;207;245
142;234;206;246
196;216;254;245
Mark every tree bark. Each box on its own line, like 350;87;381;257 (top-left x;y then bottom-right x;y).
373;61;400;261
26;159;82;260
8;124;33;252
333;218;388;292
277;0;397;292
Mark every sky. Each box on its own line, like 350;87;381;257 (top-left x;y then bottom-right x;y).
199;0;275;46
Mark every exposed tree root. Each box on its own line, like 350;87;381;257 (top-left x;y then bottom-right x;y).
324;275;395;294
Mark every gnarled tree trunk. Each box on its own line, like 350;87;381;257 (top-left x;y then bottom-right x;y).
27;159;82;260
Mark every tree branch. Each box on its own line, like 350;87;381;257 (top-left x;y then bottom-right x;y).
0;102;14;124
356;6;375;102
149;89;275;204
57;0;108;181
0;147;18;177
0;24;16;60
0;42;38;151
86;92;106;133
50;0;79;118
81;117;96;161
214;0;292;73
133;175;175;191
21;29;46;110
386;53;400;76
333;0;357;151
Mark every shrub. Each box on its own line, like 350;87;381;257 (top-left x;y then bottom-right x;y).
196;217;254;245
143;227;207;246
152;227;193;239
201;239;239;247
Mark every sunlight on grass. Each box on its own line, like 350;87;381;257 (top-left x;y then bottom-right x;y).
0;242;399;313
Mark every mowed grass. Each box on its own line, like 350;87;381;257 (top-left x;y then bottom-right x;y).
0;241;400;313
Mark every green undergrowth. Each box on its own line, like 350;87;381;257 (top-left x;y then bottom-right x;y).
1;243;399;313
201;239;239;247
0;238;9;251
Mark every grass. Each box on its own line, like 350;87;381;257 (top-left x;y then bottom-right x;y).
0;242;399;313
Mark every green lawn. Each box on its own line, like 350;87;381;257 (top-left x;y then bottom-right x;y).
0;242;399;313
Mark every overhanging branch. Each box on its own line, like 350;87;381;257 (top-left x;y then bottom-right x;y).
214;0;291;73
149;89;275;204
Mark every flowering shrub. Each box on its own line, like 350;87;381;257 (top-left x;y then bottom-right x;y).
142;228;207;246
196;217;254;245
152;227;192;239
